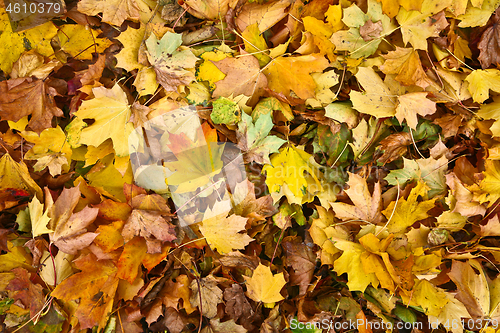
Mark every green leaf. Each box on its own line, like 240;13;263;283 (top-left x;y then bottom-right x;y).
237;112;286;164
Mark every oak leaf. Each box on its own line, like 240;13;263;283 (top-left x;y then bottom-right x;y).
244;263;286;303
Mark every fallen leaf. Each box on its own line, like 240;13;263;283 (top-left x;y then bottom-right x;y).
224;284;254;322
330;172;384;224
465;69;500;103
56;24;113;60
145;32;198;92
350;67;397;118
263;146;323;205
0;78;63;133
77;0;141;26
189;275;223;319
6;268;45;320
263;54;329;100
0;153;43;199
70;84;135;157
395;92;437;129
51;254;119;330
244;263;286;303
212;54;268;102
380;47;431;88
382;182;437;234
236;112;286;164
448;259;500;319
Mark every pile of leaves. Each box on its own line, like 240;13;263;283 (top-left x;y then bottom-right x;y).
3;0;500;331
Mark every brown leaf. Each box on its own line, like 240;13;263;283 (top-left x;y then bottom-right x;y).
212;55;268;103
122;210;176;254
478;10;500;68
190;275;223;319
68;54;106;94
283;237;316;296
6;268;45;319
207;318;247;333
163;307;187;333
130;193;171;213
232;179;277;223
0;77;63;133
219;251;259;270
223;284;254;322
433;114;463;138
51;206;99;255
377;132;411;164
360;20;383;42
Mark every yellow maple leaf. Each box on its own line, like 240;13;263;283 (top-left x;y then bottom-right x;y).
70;84;134;157
197;50;228;90
242;23;272;66
395;92;436;130
263;54;329;100
350;67;397;118
396;0;452;50
400;279;449;316
466;69;500;103
21;126;72;176
475;159;500;207
263;146;323;205
309;206;350;265
244;263;286;303
0;8;58;73
333;238;382;292
199;205;254;254
29;196;52;238
380;47;431;88
0;153;43;200
382;182;437;234
57;25;113;60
